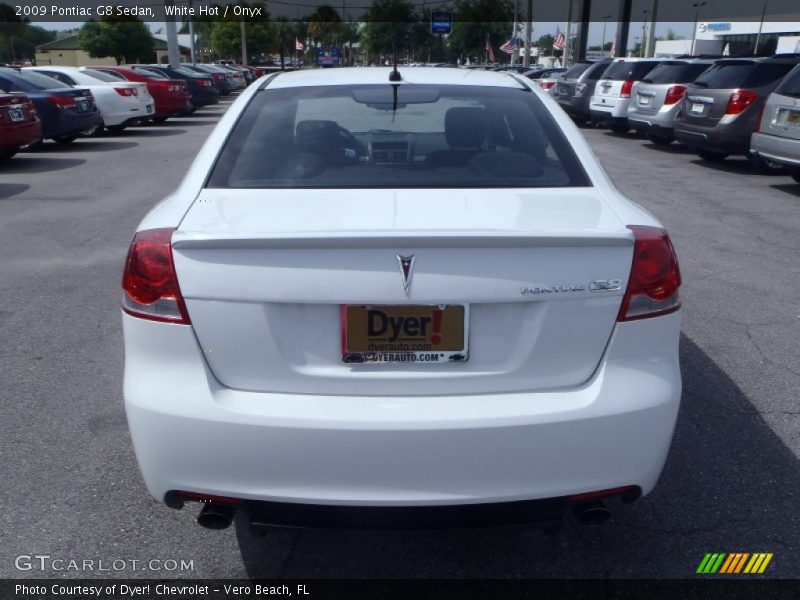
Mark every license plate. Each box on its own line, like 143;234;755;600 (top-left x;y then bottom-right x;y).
690;103;705;114
786;110;800;126
8;108;24;122
558;83;568;94
638;95;651;106
77;99;89;112
342;304;468;364
146;104;153;114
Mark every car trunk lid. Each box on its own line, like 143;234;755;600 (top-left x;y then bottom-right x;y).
170;188;634;396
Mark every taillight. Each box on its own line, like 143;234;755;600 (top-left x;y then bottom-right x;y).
620;80;634;98
114;87;137;96
725;89;757;115
538;81;556;90
663;85;686;105
617;226;681;322
45;95;76;108
122;228;190;324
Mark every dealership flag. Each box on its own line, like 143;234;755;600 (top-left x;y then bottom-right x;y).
485;35;495;62
295;38;304;51
610;38;617;56
553;28;566;51
500;37;520;54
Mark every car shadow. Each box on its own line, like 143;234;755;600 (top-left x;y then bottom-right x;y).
642;142;696;155
52;140;139;152
163;119;219;127
0;157;85;174
0;183;30;200
769;183;800;197
113;128;187;138
689;157;791;177
235;334;800;578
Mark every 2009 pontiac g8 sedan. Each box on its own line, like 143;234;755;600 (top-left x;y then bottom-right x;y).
122;67;682;532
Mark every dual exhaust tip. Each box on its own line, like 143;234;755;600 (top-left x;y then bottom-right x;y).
197;503;236;530
195;500;612;531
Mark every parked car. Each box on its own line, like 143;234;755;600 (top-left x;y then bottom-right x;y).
627;59;716;145
749;62;800;182
216;63;252;86
0;92;42;159
523;67;568;91
553;59;613;125
210;64;248;90
182;64;235;95
90;66;192;123
134;65;219;110
122;67;682;532
674;55;800;171
590;58;663;134
24;66;153;133
0;68;101;144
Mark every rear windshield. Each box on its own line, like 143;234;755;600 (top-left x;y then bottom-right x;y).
694;62;796;88
81;68;122;83
13;70;67;90
562;62;593;79
584;61;612;79
642;63;712;84
602;61;661;81
208;84;591;189
174;66;203;78
134;68;167;79
94;69;126;81
775;64;800;96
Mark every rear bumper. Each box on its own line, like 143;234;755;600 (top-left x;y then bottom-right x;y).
628;104;681;134
124;310;682;510
674;118;752;156
750;131;800;168
153;96;193;117
0;119;42;149
556;96;591;119
589;97;632;120
44;111;102;139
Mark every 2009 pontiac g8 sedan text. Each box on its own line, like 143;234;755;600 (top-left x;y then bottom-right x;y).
122;67;682;532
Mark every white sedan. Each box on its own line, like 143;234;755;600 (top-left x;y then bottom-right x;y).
122;67;682;532
23;66;153;132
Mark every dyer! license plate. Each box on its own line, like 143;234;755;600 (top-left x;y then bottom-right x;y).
690;102;704;114
8;108;24;122
342;304;468;364
786;110;800;126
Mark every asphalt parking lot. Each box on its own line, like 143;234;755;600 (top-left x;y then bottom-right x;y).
1;98;799;579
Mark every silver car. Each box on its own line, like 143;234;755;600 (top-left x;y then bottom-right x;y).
627;59;715;145
750;63;800;183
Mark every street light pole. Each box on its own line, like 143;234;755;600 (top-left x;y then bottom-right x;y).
640;10;648;56
755;0;768;55
240;20;248;65
690;2;706;56
188;0;196;64
601;14;612;56
523;0;533;67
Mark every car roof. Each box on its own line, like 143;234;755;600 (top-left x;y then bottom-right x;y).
265;67;527;89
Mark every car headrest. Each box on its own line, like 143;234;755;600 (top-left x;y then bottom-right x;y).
295;120;343;152
445;107;488;149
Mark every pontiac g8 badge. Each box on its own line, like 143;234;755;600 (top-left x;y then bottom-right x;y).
397;254;415;296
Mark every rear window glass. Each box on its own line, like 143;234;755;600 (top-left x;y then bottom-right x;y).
81;68;122;83
584;62;611;79
776;64;800;96
643;63;712;84
603;61;660;81
208;84;591;189
562;62;593;79
94;69;126;81
693;62;794;88
15;70;66;90
134;68;167;79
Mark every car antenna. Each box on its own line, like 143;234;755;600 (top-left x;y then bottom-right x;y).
389;35;401;82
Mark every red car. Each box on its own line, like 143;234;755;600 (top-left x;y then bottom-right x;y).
0;93;42;159
90;66;192;123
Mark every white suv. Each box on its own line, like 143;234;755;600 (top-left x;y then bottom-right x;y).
590;58;663;134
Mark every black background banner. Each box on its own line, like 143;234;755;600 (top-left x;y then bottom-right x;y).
3;580;800;600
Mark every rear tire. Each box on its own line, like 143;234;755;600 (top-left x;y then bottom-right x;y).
747;154;786;174
697;149;728;162
53;135;77;144
0;148;17;160
81;121;105;137
609;123;630;135
106;124;127;132
790;172;800;184
647;134;673;146
152;116;169;124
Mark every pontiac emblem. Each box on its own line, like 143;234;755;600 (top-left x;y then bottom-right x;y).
397;254;415;296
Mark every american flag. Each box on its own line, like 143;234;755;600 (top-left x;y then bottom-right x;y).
500;37;519;54
610;38;616;56
553;28;566;52
295;38;304;51
485;35;495;62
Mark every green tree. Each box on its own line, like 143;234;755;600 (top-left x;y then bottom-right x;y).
362;0;417;61
448;0;513;62
17;25;56;62
534;33;554;55
210;1;273;60
307;4;343;46
78;13;155;64
0;4;29;62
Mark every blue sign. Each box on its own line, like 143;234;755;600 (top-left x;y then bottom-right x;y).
431;12;452;34
706;23;731;32
316;47;341;67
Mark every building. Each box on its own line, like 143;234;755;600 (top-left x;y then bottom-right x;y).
35;34;190;67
